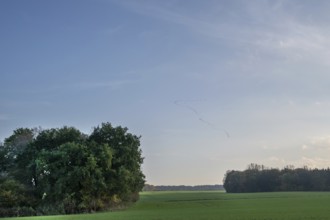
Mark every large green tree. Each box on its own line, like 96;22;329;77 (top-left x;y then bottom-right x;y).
0;123;145;217
89;123;145;201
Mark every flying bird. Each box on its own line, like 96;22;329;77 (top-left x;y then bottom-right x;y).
174;100;230;138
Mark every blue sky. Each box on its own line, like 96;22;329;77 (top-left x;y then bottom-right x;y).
2;0;330;185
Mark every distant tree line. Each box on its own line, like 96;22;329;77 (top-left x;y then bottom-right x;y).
224;163;330;193
0;123;145;217
143;184;224;191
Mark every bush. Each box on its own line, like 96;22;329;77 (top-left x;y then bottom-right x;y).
0;206;36;217
0;179;28;208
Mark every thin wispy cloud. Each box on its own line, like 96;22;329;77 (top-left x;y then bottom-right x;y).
301;135;330;151
118;0;330;66
9;79;140;94
104;25;123;36
300;156;330;169
264;156;330;169
74;79;138;90
0;114;10;121
116;0;254;44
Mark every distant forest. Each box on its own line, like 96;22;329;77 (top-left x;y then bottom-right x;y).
143;184;224;191
224;163;330;193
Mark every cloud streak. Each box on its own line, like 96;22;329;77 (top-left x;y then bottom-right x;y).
301;135;330;151
119;0;330;66
73;79;138;90
264;156;330;169
0;114;10;121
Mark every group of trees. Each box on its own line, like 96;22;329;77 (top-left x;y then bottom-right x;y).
224;163;330;193
0;123;145;217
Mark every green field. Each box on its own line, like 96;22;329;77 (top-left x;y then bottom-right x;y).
3;191;330;220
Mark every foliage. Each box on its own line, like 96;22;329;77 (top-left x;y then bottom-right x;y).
224;163;330;193
89;123;145;198
0;123;145;217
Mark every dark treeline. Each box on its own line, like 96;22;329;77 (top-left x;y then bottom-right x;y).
224;163;330;193
0;123;145;217
143;184;224;191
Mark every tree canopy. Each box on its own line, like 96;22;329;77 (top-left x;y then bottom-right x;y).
224;163;330;193
0;123;145;217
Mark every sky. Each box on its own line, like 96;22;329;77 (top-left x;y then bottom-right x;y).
2;0;330;185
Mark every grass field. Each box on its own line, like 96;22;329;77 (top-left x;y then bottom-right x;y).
3;191;330;220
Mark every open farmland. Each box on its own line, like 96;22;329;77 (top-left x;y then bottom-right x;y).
3;191;330;220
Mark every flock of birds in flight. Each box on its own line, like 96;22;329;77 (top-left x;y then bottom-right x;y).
173;100;230;138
